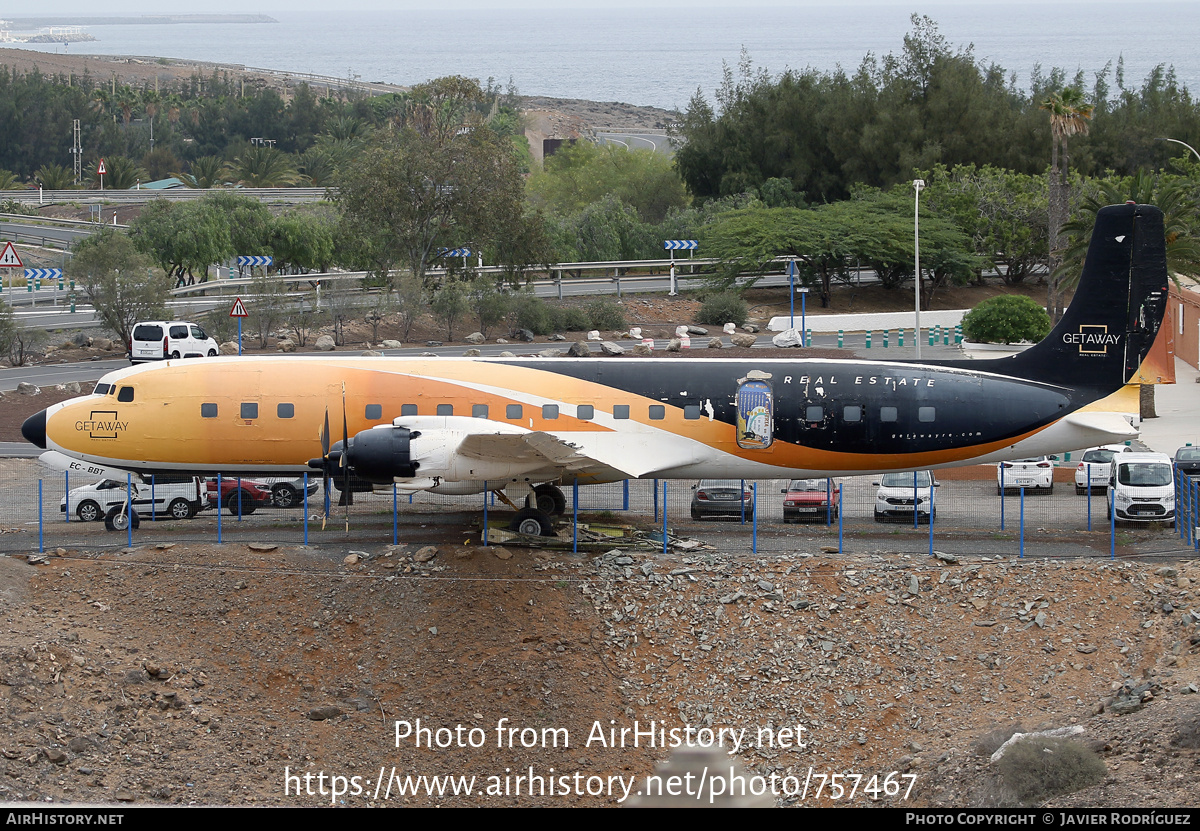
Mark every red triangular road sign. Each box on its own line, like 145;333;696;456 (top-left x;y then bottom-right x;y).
96;158;107;175
229;297;248;317
0;241;23;267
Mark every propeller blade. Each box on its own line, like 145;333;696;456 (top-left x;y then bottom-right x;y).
342;383;351;531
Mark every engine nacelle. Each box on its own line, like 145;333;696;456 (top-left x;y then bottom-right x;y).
343;425;419;483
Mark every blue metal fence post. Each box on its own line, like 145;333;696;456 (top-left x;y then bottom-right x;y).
1086;466;1092;531
825;478;832;526
150;474;156;522
217;473;223;544
236;476;243;520
1109;489;1116;560
38;479;44;552
662;482;668;555
125;473;133;547
573;481;579;555
653;478;659;522
751;483;758;554
483;481;488;547
913;470;918;529
64;470;69;523
303;473;309;546
622;480;629;511
928;482;935;556
837;485;844;555
1019;487;1025;558
1000;463;1005;530
740;479;746;524
393;483;398;546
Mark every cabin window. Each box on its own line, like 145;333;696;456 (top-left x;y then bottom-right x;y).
880;406;898;423
277;403;294;419
201;403;218;418
472;404;489;418
542;404;559;419
506;404;523;419
401;404;417;416
613;404;630;420
805;405;823;422
684;404;701;420
240;403;258;419
436;404;453;416
577;405;594;420
93;383;110;395
648;404;665;420
365;404;382;420
843;405;862;422
918;406;936;423
117;387;134;402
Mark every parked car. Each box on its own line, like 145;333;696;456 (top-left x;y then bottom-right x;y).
690;479;753;521
781;478;840;522
260;476;321;508
205;477;273;515
129;321;218;364
997;456;1055;494
1172;446;1200;479
60;475;204;522
874;471;938;523
1075;444;1132;494
1109;452;1175;525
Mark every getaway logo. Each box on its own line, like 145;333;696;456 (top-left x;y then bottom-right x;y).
1062;325;1121;355
75;411;128;439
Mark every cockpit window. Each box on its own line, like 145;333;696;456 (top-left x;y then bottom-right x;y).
93;383;111;395
117;387;134;402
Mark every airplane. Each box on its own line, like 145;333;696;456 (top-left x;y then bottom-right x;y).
22;202;1168;535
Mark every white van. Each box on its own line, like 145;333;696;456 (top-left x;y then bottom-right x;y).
60;475;205;521
1108;452;1175;524
130;321;219;364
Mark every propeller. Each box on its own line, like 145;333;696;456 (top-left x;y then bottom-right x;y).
306;386;353;531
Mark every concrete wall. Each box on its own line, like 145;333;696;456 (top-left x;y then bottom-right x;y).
767;309;967;334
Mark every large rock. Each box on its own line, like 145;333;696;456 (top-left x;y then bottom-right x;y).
731;333;757;348
314;335;336;352
91;337;113;351
707;337;724;349
513;329;535;342
16;382;40;396
772;328;804;348
219;341;239;355
666;338;682;352
361;350;383;357
277;339;297;352
600;341;625;356
568;341;592;357
380;339;403;349
462;348;482;357
632;344;654;356
687;325;708;336
538;348;564;358
465;332;485;345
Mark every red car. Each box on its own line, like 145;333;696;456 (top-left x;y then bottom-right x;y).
204;477;273;515
781;479;840;522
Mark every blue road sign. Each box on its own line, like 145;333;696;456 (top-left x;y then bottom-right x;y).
438;248;473;258
236;255;274;267
663;240;698;251
24;268;62;282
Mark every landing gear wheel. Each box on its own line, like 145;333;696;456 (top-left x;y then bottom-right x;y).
168;498;194;520
509;507;555;536
527;484;567;516
104;505;140;532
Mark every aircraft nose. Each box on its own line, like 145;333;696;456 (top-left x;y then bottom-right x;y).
22;409;47;449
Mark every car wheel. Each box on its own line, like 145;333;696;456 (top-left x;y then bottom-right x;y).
1046;483;1054;494
225;492;257;515
509;507;555;536
168;498;194;520
691;509;701;520
104;505;140;532
170;350;180;359
874;512;885;522
208;349;217;357
272;483;299;509
1076;486;1085;495
76;500;102;522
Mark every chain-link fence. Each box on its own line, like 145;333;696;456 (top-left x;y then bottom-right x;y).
3;459;1195;559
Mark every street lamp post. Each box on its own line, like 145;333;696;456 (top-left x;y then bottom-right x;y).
913;179;925;361
1156;137;1200;163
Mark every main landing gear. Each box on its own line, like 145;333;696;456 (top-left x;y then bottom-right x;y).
505;484;566;536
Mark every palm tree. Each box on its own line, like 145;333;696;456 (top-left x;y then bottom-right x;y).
227;146;300;187
175;156;227;189
1041;87;1094;321
87;156;149;190
35;164;76;190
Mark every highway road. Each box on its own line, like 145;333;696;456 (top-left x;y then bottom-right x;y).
596;131;674;156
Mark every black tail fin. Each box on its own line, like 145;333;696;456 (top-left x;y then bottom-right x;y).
969;202;1168;390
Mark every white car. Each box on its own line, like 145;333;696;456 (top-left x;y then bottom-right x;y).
130;321;219;364
874;470;938;523
1109;452;1175;524
60;475;204;522
1074;444;1132;494
997;456;1054;494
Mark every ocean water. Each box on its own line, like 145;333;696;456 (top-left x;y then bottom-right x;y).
12;3;1200;111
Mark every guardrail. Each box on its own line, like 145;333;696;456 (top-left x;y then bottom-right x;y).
5;187;331;205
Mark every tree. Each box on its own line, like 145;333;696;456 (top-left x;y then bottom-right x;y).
65;229;171;347
961;295;1052;343
336;77;546;288
0;298;16;361
34;163;75;190
430;281;469;340
88;155;148;190
1042;86;1094;321
247;272;288;348
227;145;300;187
130;200;234;284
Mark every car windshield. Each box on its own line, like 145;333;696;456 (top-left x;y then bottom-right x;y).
880;471;931;487
1117;463;1172;487
788;479;826;491
1176;448;1200;461
132;325;163;340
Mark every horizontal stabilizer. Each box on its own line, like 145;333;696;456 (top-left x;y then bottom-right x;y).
1059;411;1139;446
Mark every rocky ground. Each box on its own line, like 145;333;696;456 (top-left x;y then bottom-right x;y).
0;533;1197;808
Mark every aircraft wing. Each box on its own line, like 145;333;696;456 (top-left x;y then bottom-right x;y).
456;430;696;480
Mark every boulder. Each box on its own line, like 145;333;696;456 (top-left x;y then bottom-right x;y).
16;382;40;396
91;337;113;351
772;328;804;348
513;329;535;342
462;348;482;357
538;348;564;358
314;335;336;352
707;337;724;349
731;333;758;348
666;338;682;352
277;339;297;353
465;332;485;345
498;350;516;358
632;344;654;356
219;341;239;355
361;350;383;357
600;341;625;356
744;323;760;333
568;341;592;357
380;339;403;349
687;325;708;336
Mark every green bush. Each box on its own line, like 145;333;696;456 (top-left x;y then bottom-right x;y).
552;306;592;332
509;292;554;335
585;297;625;331
698;292;748;327
961;295;1051;344
996;737;1105;803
